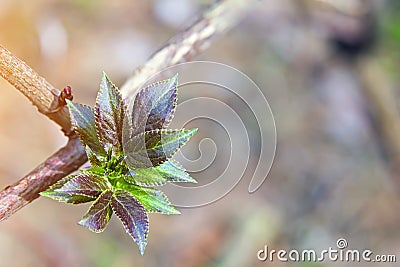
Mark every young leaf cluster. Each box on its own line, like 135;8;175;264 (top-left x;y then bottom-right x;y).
41;72;197;255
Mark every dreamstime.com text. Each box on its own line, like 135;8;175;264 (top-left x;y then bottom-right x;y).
257;238;397;263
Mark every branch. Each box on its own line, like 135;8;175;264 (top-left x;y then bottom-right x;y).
120;0;248;98
0;136;86;221
0;0;250;221
0;46;72;134
358;59;400;178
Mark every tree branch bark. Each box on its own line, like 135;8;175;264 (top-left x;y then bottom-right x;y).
358;58;400;180
120;0;248;99
0;136;86;221
0;0;250;221
0;46;72;134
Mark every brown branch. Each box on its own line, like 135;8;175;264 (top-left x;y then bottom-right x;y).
120;0;248;98
0;0;250;221
0;136;86;221
0;46;72;134
358;59;400;179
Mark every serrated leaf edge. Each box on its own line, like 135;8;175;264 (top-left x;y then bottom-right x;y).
94;72;127;152
147;74;179;129
123;172;167;187
131;74;179;137
41;190;96;205
78;189;113;233
111;190;149;255
66;101;106;156
126;128;197;168
165;159;198;184
140;187;180;215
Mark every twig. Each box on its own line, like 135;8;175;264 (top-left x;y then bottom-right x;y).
0;136;86;221
0;0;249;221
120;0;248;99
358;58;400;179
0;46;72;134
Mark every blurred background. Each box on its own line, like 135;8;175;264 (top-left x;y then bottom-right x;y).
1;0;400;266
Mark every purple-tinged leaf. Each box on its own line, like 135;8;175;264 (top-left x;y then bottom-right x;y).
66;100;106;156
131;74;178;136
111;190;149;255
124;128;197;169
40;174;95;204
95;72;126;152
58;173;111;198
78;190;113;233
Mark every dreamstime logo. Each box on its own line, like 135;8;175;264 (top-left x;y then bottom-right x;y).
122;61;277;208
257;238;397;263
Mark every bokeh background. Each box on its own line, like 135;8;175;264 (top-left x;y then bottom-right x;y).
1;0;400;266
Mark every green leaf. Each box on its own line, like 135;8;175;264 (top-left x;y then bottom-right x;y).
40;174;96;204
158;160;197;183
95;72;126;152
66;100;106;156
124;160;196;186
131;74;178;136
78;190;113;233
111;190;149;255
124;128;197;169
85;145;102;167
124;168;167;186
138;187;179;214
83;166;106;176
119;184;179;214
